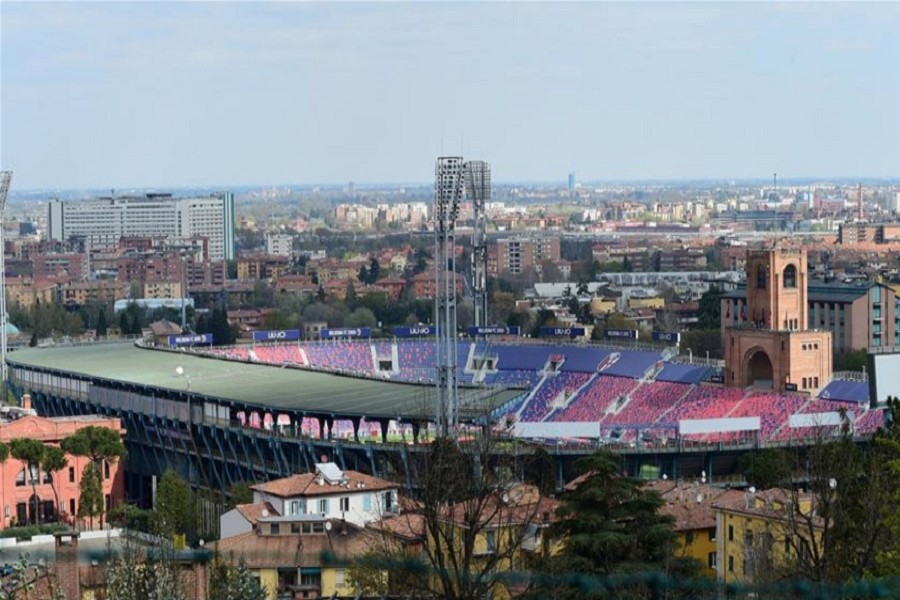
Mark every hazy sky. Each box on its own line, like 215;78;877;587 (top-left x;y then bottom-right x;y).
2;2;899;190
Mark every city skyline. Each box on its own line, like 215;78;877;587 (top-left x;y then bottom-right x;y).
2;2;899;190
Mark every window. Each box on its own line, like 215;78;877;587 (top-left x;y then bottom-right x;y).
485;530;497;553
291;523;300;534
104;461;111;480
728;525;734;542
708;552;717;569
340;497;350;512
16;469;26;487
69;467;75;483
334;569;346;587
728;555;734;572
708;527;716;542
270;523;280;535
363;494;372;511
318;499;329;514
783;264;797;288
802;377;807;389
69;499;75;516
757;265;767;289
686;531;694;545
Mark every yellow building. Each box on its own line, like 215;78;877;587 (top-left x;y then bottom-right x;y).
714;488;819;585
648;481;744;579
628;297;665;310
589;298;617;316
215;517;370;599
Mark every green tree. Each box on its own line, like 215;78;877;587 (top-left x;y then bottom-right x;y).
346;307;377;329
368;256;381;282
61;425;126;527
40;446;68;522
696;285;724;330
97;308;108;336
154;469;195;538
77;462;103;528
10;438;47;524
739;447;793;491
227;482;254;509
535;451;700;598
0;442;8;463
208;555;267;600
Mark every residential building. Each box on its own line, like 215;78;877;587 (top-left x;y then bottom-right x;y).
265;233;294;257
490;236;561;276
411;270;463;299
648;481;744;579
714;488;818;585
227;462;399;531
31;253;89;280
59;280;127;306
236;253;290;281
837;222;900;245
47;192;235;260
724;280;897;353
0;405;124;530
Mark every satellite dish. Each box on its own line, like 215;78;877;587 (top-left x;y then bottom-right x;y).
502;493;510;504
662;474;668;480
696;494;704;503
261;509;269;517
828;478;837;490
748;487;756;494
175;366;184;376
325;521;332;531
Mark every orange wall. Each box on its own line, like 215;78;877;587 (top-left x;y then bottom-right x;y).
0;415;125;530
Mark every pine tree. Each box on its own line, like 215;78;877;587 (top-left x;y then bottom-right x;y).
97;308;108;336
77;463;103;529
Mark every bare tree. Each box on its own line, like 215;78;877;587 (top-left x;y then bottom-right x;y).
350;429;555;600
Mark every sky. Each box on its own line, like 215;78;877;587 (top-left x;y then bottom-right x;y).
1;2;899;190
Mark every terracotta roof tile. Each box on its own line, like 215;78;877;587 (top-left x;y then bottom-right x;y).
251;471;397;498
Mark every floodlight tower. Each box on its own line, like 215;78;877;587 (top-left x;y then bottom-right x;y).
433;157;465;435
0;171;11;397
465;161;491;327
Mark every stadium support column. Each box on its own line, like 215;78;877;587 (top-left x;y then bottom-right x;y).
465;161;491;327
434;157;465;436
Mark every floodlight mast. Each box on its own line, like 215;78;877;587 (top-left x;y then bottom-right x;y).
465;161;491;327
0;171;11;399
433;157;464;436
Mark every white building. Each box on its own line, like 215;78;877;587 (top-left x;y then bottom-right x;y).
220;462;399;538
266;233;294;257
47;192;235;260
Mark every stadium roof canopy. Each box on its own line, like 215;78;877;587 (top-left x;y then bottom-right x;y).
8;343;519;420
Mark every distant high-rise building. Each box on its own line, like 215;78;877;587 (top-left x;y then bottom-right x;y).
48;192;235;261
567;172;576;191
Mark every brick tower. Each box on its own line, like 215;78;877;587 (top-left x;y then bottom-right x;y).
724;248;832;393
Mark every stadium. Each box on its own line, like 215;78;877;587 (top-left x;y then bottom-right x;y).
5;327;885;502
3;244;892;504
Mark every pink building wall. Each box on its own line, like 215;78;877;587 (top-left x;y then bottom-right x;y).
0;414;125;530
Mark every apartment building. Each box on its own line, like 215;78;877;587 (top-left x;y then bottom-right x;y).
489;236;561;275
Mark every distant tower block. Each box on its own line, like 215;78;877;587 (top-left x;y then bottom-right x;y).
567;172;576;191
723;248;831;394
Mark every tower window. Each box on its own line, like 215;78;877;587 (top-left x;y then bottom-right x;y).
783;264;797;288
757;265;767;289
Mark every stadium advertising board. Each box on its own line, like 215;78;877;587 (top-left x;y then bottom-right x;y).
393;326;440;337
605;329;638;340
651;331;680;344
320;327;372;339
168;333;213;347
784;382;798;392
709;374;725;384
467;326;521;336
539;326;586;338
252;329;301;342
